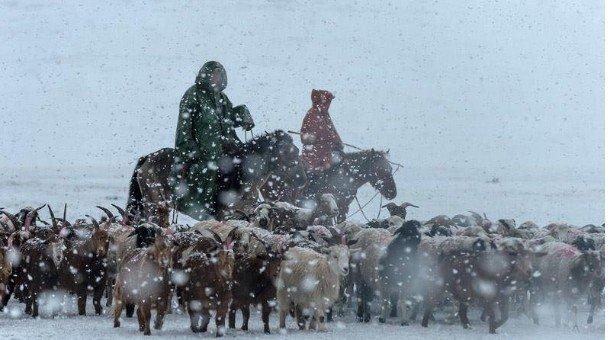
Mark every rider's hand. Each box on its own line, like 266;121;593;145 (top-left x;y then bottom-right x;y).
233;105;255;131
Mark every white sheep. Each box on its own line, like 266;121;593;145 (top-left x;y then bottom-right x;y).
276;244;350;331
350;228;393;322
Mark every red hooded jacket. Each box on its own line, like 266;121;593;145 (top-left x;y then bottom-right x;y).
300;89;343;172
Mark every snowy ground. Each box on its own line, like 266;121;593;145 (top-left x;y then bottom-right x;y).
0;296;604;340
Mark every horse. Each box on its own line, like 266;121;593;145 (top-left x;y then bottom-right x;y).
261;149;397;222
126;130;306;227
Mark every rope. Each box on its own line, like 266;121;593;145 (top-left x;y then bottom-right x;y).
345;165;401;221
354;195;371;222
376;194;383;219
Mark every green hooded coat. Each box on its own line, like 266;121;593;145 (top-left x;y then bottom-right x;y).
172;61;253;220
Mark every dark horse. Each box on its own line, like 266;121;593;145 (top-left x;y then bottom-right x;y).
126;130;306;226
261;149;397;222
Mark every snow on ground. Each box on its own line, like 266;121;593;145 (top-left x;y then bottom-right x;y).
0;298;604;340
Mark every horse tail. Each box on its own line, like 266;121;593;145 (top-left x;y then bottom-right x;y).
126;155;147;223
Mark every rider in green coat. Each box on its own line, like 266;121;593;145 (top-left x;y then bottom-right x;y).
173;61;254;220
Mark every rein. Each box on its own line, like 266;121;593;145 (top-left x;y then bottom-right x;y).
346;165;401;221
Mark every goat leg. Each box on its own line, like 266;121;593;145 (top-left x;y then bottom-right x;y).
458;302;471;329
105;279;114;307
228;302;237;329
154;301;167;330
586;290;598;325
113;299;123;327
32;299;39;318
279;309;287;329
494;297;510;329
326;307;333;322
240;305;249;331
142;305;152;335
77;291;87;316
262;301;272;334
125;303;135;318
93;285;104;315
216;303;228;337
296;307;306;330
486;301;497;334
137;306;146;332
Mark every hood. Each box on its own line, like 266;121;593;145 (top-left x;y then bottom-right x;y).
195;61;227;92
311;89;334;113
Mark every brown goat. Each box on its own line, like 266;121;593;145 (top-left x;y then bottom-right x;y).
58;217;110;315
421;238;523;334
228;234;284;333
16;234;65;317
1;206;46;310
180;231;235;337
0;246;12;307
113;232;172;335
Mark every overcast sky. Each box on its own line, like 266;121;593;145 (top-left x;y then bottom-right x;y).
0;0;603;177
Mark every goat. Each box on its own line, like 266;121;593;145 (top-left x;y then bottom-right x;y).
378;220;422;325
532;241;602;328
113;231;173;335
276;230;352;331
228;233;284;333
350;227;393;323
179;230;235;337
15;233;65;317
420;236;509;333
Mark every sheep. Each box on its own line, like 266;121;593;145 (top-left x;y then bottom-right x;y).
113;231;173;335
419;235;509;333
57;217;110;315
276;241;351;331
228;233;284;333
335;220;365;243
482;237;534;323
251;193;340;233
350;227;393;323
365;215;405;234
179;231;235;337
532;241;602;328
378;220;422;325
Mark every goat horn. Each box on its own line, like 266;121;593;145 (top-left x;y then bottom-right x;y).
24;204;46;232
96;206;114;220
62;203;68;226
209;230;224;245
48;205;58;230
111;204;127;218
86;215;100;230
402;202;419;208
0;210;20;229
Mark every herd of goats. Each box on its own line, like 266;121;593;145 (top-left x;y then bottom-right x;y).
0;196;604;336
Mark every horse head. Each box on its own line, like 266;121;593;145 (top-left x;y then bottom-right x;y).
362;149;397;199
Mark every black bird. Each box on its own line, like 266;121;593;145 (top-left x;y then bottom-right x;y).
382;202;419;219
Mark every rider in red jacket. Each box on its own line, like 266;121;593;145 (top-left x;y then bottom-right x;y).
300;89;344;172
